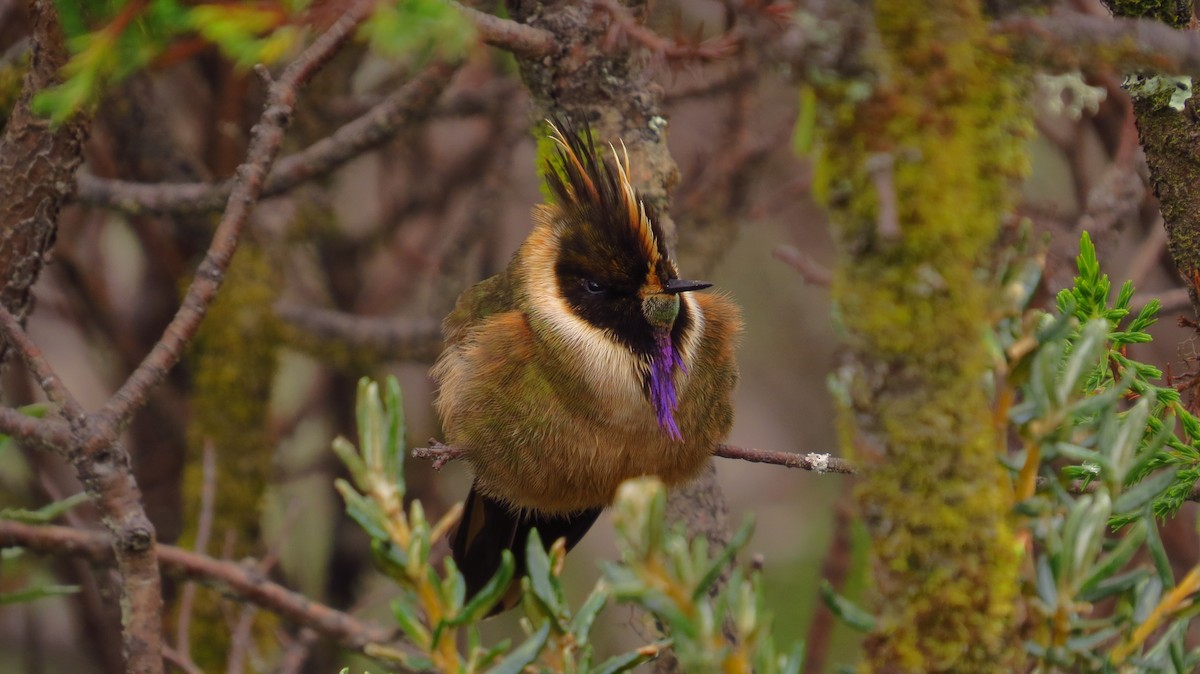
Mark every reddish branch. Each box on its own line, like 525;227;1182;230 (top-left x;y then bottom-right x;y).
276;303;444;362
413;441;857;475
87;4;376;450
75;61;459;215
996;13;1200;75
452;1;557;57
713;443;855;474
0;520;395;652
592;0;740;62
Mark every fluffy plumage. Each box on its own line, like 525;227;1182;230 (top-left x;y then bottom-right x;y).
433;119;741;607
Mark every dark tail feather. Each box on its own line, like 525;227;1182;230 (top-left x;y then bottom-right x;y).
451;482;602;614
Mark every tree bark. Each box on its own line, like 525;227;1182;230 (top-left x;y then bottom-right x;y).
0;0;88;350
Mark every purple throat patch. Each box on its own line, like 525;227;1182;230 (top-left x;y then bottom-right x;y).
649;329;686;441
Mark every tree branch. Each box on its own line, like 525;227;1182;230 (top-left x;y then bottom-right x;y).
0;520;396;653
276;303;444;362
86;3;376;450
75;61;460;215
413;440;856;475
453;1;557;57
0;406;74;453
996;13;1200;75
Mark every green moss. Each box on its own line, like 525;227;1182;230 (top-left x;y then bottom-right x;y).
180;242;282;667
1104;0;1193;27
812;0;1028;671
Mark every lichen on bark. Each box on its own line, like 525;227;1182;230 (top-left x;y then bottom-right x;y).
813;0;1028;671
180;241;282;666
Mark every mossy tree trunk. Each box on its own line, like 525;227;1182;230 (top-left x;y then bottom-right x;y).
1102;1;1200;317
814;1;1028;671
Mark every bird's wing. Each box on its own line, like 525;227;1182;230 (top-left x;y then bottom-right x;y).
441;270;517;347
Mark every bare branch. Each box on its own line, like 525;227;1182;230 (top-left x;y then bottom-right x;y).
413;440;856;475
75;61;460;215
0;304;83;417
0;407;74;453
276;303;444;362
87;3;376;450
453;1;557;57
590;0;739;62
772;245;833;287
713;443;855;474
996;13;1200;75
0;520;397;653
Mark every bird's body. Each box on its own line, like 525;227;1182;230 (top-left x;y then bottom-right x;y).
433;120;740;604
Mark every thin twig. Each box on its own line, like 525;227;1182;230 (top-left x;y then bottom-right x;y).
591;0;740;62
276;303;444;361
76;62;460;215
0;520;399;653
713;443;856;474
1136;286;1191;315
0;304;83;418
162;646;204;674
453;1;557;57
0;407;74;454
275;629;319;674
1124;218;1168;288
772;245;833;287
412;441;467;470
175;440;218;660
413;440;857;475
226;605;259;674
86;1;376;452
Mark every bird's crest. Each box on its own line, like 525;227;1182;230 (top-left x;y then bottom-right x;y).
542;119;670;278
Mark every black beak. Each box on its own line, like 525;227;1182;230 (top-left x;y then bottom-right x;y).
663;278;713;294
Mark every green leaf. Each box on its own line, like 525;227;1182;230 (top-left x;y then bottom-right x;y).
1133;575;1164;624
525;529;566;623
818;580;874;632
0;492;89;524
335;479;388;541
450;550;515;625
1035;553;1057;608
792;85;818;154
391;597;431;648
693;516;754;602
570;585;609;643
0;584;80;605
778;641;806;674
1113;469;1178;515
331;436;368;488
1145;513;1175;585
384;375;406;489
483;621;551;674
472;637;513;671
1078;520;1147;595
592;644;662;674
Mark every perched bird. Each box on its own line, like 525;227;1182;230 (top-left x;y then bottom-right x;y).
432;118;741;608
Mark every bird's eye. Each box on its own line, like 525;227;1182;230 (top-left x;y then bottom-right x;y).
583;279;606;295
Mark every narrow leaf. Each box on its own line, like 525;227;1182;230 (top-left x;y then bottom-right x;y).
483;621;551;674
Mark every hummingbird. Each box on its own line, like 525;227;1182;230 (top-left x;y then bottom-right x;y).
432;118;741;608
